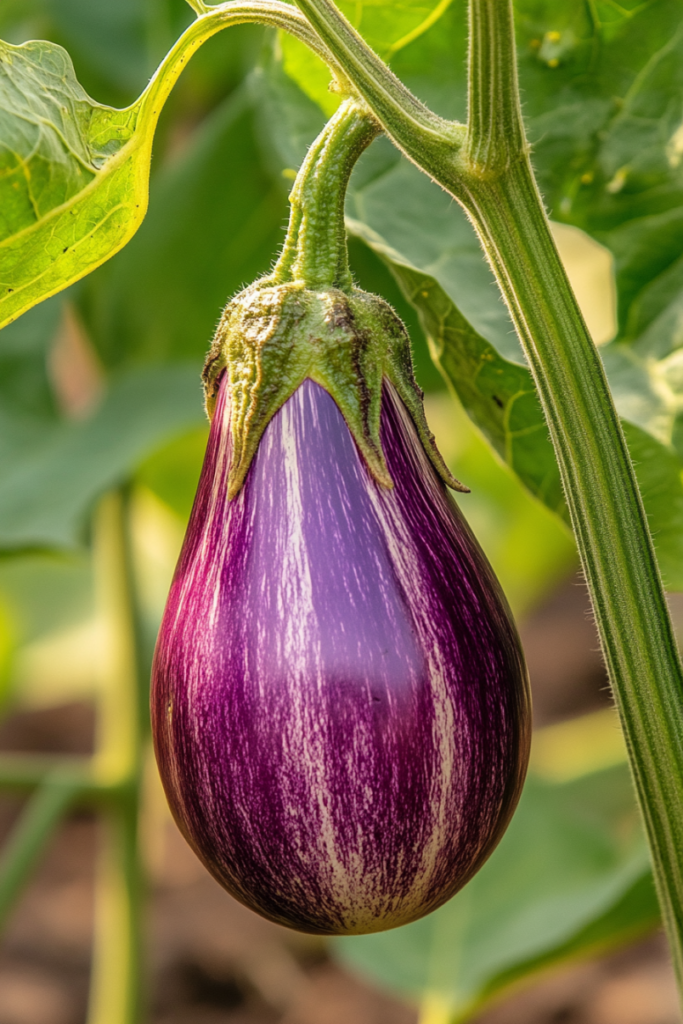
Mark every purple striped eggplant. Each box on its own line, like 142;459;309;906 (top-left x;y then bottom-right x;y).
152;97;530;936
152;358;531;935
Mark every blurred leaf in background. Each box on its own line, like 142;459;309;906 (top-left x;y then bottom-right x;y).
0;361;204;550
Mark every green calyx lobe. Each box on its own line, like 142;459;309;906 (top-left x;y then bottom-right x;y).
203;98;463;500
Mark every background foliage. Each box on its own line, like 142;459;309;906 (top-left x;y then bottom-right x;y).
1;0;683;1020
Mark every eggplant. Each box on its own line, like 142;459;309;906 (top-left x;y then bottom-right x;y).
151;371;531;936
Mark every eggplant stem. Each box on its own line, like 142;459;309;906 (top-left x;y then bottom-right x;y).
270;98;381;291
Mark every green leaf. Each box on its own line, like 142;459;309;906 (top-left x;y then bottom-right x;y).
335;759;658;1022
516;0;683;227
620;423;683;592
599;208;683;339
347;160;519;359
0;40;288;556
369;242;565;515
601;306;683;452
346;220;683;588
0;363;205;550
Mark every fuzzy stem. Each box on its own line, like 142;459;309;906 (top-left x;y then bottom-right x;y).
465;0;525;174
461;156;683;996
293;0;466;178
271;99;380;291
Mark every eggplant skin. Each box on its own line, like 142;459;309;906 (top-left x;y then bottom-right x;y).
151;377;531;936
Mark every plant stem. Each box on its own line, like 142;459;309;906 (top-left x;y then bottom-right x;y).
87;490;146;1024
465;0;525;174
270;98;380;291
463;155;683;986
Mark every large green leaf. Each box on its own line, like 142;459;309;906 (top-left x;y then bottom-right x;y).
335;757;658;1022
0;63;287;555
0;38;149;329
394;250;683;588
349;229;564;513
517;0;683;229
3;0;261;111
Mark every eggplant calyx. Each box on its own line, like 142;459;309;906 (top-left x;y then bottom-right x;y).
203;282;466;499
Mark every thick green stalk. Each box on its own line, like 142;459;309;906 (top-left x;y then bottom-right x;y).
463;157;683;986
465;0;525;174
293;0;683;995
87;490;146;1024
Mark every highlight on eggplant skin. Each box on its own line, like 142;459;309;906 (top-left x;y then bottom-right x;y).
151;376;531;936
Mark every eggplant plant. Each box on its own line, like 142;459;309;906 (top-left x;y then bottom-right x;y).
1;1;683;1022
